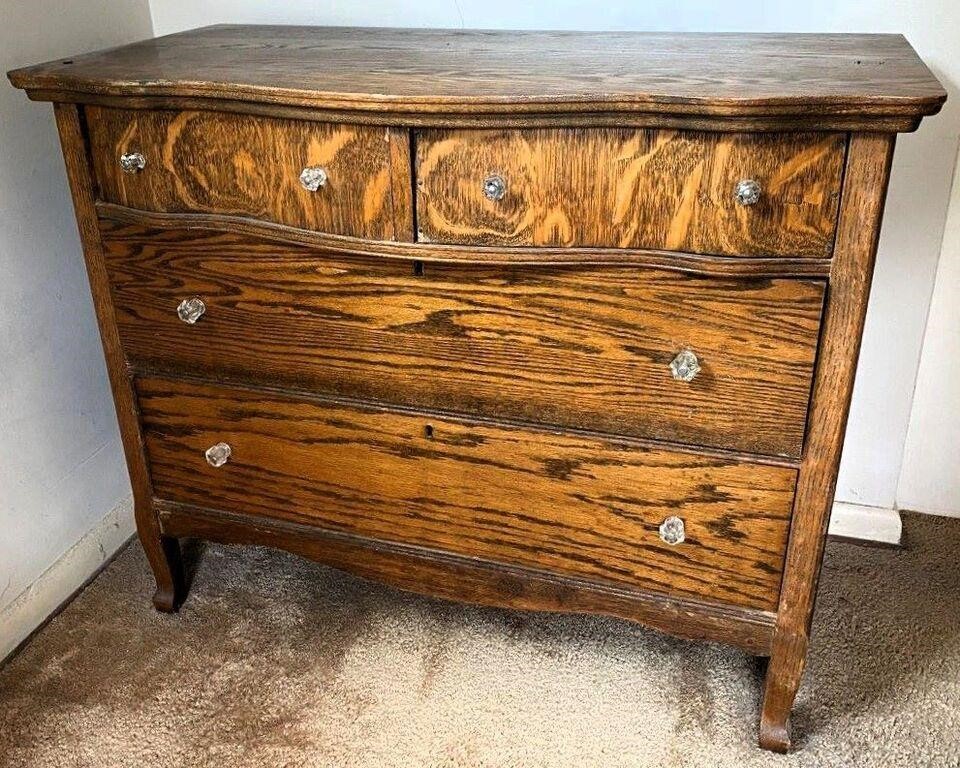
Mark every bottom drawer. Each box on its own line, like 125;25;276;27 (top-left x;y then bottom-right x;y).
138;377;796;611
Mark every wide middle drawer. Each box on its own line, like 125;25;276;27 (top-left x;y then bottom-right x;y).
102;223;825;458
139;376;796;612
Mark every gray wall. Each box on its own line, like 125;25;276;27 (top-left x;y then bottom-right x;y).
0;0;154;653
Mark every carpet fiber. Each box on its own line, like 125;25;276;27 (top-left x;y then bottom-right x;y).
1;512;958;767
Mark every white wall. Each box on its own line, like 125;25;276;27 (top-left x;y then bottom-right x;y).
149;0;960;516
0;0;154;657
898;149;960;517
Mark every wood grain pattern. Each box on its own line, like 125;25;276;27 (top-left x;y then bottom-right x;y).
26;91;941;133
416;129;846;256
158;500;777;655
139;376;797;612
97;204;834;277
387;127;415;242
101;223;825;458
53;104;185;612
760;134;896;752
8;27;946;127
86;106;409;240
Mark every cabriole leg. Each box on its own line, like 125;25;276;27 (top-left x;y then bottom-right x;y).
759;630;808;752
135;499;186;612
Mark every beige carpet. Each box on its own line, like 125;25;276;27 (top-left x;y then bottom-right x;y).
1;512;958;768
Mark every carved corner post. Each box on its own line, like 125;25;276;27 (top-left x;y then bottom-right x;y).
53;102;185;612
760;132;896;752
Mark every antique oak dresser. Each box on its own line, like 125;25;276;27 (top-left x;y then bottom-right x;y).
9;26;945;751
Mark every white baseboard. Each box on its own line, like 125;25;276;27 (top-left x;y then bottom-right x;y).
0;495;135;663
828;501;903;546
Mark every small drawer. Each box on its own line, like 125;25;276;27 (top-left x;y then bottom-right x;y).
415;128;846;257
139;376;796;611
86;106;409;240
101;223;825;458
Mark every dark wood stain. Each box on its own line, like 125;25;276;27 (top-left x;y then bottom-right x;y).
100;222;825;458
97;203;836;277
139;376;796;611
8;27;946;129
157;500;778;655
87;106;410;241
760;133;897;753
416;128;845;257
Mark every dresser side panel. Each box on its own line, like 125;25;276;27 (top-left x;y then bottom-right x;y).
52;103;183;610
761;132;896;752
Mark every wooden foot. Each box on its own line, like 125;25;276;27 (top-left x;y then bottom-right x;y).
759;630;808;753
759;711;791;753
145;534;186;613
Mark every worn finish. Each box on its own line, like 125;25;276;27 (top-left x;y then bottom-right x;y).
8;24;946;753
52;104;185;612
139;376;796;612
100;221;825;458
96;203;835;277
7;27;946;129
417;129;846;256
760;133;897;752
87;106;410;240
157;501;777;655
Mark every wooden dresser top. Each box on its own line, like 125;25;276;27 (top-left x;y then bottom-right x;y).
8;25;945;129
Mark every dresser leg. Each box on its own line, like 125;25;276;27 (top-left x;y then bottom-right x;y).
759;630;808;752
144;533;186;613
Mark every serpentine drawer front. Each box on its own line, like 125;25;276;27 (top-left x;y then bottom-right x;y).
100;221;825;458
87;107;412;240
415;128;846;255
9;25;945;753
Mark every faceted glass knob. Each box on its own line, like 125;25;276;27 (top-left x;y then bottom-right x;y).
482;174;506;201
670;349;701;382
299;165;328;191
204;442;232;468
659;516;686;546
735;179;762;206
119;151;146;173
176;297;206;325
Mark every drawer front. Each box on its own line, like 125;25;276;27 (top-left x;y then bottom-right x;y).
102;224;825;458
139;377;795;611
87;107;407;240
415;128;846;256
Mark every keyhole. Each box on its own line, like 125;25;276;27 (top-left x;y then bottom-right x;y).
424;424;434;439
413;260;424;277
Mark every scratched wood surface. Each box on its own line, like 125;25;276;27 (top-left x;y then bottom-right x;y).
101;221;825;458
139;376;797;611
158;500;778;653
53;104;185;612
760;133;897;753
7;27;946;129
416;128;846;256
87;106;409;240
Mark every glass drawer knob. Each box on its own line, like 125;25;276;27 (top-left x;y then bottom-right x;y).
670;349;701;382
176;297;206;324
204;442;231;468
482;174;507;201
735;179;762;206
119;151;146;173
299;166;328;191
659;516;686;545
